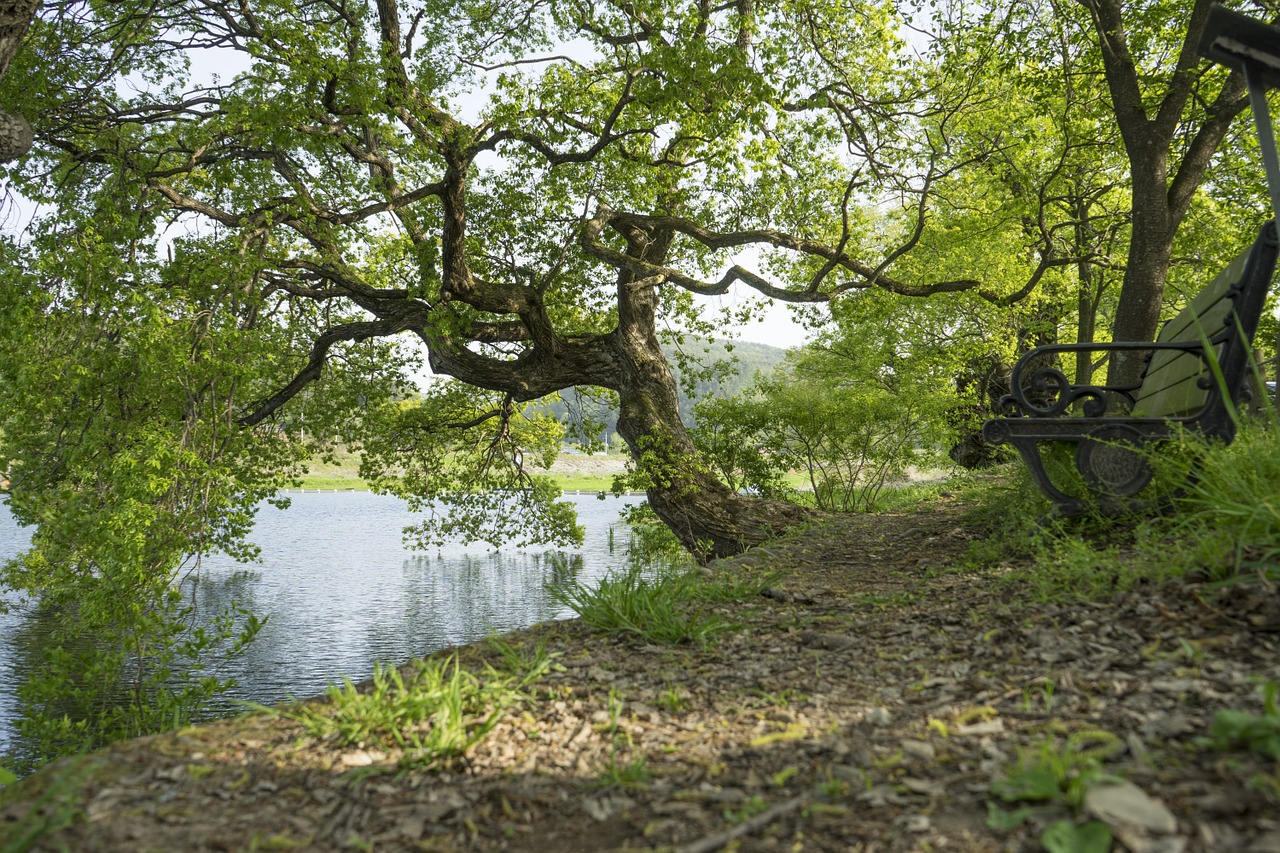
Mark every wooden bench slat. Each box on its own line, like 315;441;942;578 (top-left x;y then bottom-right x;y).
1130;244;1257;419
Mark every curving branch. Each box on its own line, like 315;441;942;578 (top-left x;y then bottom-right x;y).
580;205;982;301
239;317;416;426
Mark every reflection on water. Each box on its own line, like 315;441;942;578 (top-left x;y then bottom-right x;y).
0;503;31;758
0;491;640;755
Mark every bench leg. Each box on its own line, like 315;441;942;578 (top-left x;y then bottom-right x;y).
1007;438;1091;516
1074;425;1154;497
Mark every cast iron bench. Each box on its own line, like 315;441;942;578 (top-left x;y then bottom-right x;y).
982;223;1277;514
981;5;1280;515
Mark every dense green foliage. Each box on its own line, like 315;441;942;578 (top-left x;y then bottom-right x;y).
959;410;1280;602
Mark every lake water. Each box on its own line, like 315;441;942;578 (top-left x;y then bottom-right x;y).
0;490;643;757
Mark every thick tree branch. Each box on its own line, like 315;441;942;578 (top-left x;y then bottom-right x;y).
580;206;982;301
239;317;415;426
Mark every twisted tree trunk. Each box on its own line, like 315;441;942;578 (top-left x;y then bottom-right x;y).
605;217;819;561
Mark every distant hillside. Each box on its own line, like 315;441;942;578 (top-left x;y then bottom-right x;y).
541;338;788;443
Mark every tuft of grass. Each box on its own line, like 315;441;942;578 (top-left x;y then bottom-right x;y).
0;757;89;853
657;684;690;713
549;560;778;647
548;563;727;646
957;426;1273;602
1167;418;1280;582
595;750;650;790
256;654;542;771
483;633;558;686
1206;680;1280;762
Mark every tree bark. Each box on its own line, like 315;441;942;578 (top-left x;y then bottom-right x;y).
610;330;818;560
0;0;37;162
1082;0;1250;387
1109;158;1173;386
602;214;819;560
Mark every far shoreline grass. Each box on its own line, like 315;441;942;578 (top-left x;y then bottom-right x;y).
293;472;621;493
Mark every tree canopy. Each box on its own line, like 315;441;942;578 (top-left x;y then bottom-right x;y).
0;0;1273;559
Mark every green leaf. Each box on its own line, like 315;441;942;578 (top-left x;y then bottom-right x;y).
990;766;1063;802
1209;708;1280;760
1041;819;1112;853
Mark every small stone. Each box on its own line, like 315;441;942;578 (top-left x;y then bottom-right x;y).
1084;780;1177;835
865;707;892;727
1248;831;1280;853
1146;712;1198;738
1150;679;1201;694
860;784;908;807
901;778;944;796
897;814;931;832
338;750;376;768
831;765;867;785
955;719;1004;736
900;739;936;761
1113;828;1187;853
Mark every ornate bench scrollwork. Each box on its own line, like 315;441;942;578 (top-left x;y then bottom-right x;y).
983;223;1278;514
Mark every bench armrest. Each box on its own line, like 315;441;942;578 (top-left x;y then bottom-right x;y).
999;339;1217;418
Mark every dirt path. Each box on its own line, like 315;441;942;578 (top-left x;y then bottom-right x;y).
3;498;1279;852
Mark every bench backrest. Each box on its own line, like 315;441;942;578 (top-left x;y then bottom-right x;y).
1131;221;1279;421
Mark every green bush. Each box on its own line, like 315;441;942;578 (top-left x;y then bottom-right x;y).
1169;417;1280;581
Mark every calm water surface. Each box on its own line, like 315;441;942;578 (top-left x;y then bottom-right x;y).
0;490;642;755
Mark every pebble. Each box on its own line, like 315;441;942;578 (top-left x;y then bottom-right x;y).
1249;832;1280;853
1084;779;1177;835
900;739;936;761
865;707;892;727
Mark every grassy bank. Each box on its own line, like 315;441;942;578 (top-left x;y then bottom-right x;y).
294;469;622;493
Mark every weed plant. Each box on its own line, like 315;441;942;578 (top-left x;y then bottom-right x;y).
1206;680;1280;762
1167;416;1280;581
256;654;541;771
549;558;778;647
987;731;1124;853
0;757;88;853
868;479;952;512
961;417;1280;600
483;633;557;685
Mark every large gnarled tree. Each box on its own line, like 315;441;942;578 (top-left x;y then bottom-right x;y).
7;0;1043;558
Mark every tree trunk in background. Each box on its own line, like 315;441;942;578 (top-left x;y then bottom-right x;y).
1108;168;1174;387
0;0;36;161
1083;0;1249;388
